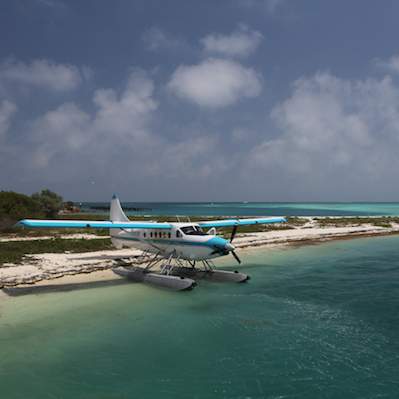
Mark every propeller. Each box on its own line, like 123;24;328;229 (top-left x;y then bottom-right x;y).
210;224;242;264
231;250;241;264
229;225;241;263
230;225;238;242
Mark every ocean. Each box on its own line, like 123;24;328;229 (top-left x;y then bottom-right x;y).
1;235;399;398
80;201;399;217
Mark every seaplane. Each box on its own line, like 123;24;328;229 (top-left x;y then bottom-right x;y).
18;195;286;291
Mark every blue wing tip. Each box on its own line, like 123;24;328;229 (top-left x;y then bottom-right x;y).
15;219;27;227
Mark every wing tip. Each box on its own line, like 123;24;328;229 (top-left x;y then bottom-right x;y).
15;219;29;227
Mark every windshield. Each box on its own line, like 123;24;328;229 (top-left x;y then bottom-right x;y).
181;225;207;236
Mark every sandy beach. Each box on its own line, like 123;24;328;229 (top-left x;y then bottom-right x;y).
1;218;399;289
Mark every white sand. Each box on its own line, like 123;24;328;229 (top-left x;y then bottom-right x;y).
2;220;399;288
0;233;105;242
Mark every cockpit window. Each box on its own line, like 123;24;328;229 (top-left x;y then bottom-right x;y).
181;225;207;236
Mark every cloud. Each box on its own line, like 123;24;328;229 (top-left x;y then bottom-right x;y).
0;100;16;140
168;58;262;108
374;54;399;74
0;58;87;92
30;70;158;168
250;72;399;196
201;25;263;58
142;27;186;52
0;68;228;199
92;70;157;141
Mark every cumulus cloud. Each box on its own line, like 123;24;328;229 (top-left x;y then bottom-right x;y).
0;58;87;91
374;54;399;74
250;72;399;196
201;25;263;58
0;100;17;140
168;58;262;108
30;70;158;168
0;68;227;198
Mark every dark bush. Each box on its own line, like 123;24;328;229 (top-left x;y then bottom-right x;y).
31;189;63;218
0;191;43;230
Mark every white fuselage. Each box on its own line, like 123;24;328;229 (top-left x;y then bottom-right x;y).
110;223;230;261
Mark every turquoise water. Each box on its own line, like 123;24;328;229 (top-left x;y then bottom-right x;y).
81;201;399;216
1;236;399;398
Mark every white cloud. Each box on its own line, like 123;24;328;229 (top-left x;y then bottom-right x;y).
30;70;158;168
375;54;399;74
250;72;399;193
201;25;263;58
0;100;17;140
92;70;157;140
13;69;227;194
0;58;86;91
168;58;262;108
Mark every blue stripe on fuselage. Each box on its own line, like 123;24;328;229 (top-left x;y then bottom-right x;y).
114;235;227;248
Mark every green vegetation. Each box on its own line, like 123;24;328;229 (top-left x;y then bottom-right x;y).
0;189;65;232
32;189;63;218
0;191;43;231
286;216;308;226
0;238;113;265
314;216;398;228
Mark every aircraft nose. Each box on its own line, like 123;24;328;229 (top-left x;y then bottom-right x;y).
224;242;235;251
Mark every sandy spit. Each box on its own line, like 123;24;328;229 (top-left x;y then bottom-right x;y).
1;223;399;289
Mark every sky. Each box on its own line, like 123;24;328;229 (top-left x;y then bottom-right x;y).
1;0;399;201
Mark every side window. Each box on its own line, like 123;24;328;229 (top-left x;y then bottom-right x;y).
150;232;153;238
168;232;171;238
143;232;146;238
176;230;182;238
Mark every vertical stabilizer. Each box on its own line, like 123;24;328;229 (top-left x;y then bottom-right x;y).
110;195;129;244
110;195;129;222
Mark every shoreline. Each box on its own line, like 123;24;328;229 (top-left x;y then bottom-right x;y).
2;221;399;292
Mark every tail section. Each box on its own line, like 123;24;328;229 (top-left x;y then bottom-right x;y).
110;194;129;222
110;195;129;244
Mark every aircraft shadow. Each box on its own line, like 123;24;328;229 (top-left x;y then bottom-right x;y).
2;278;130;297
68;254;140;261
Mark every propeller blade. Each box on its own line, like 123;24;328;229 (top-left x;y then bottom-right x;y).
232;250;241;264
230;225;238;242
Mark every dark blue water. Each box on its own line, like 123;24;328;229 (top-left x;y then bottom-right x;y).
1;236;399;398
79;201;399;216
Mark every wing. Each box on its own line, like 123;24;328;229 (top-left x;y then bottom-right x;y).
17;219;172;229
198;217;286;228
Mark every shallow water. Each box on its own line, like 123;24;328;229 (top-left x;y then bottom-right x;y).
1;236;399;398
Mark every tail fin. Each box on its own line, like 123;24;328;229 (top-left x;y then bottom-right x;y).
110;194;129;222
110;195;129;244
